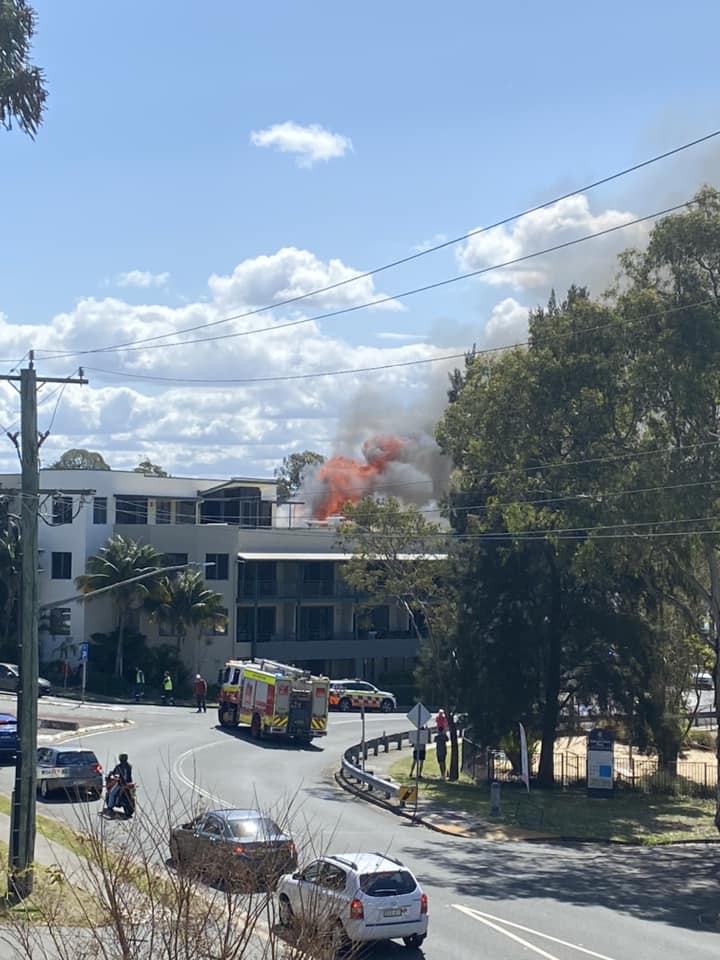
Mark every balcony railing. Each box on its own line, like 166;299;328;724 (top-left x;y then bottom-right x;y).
238;581;359;600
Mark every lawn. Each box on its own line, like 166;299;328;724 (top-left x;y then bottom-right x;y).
389;754;719;844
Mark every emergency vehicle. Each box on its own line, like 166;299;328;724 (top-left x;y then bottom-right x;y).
217;659;329;741
328;679;397;712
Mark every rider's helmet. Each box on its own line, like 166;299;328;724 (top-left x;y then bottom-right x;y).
119;753;128;762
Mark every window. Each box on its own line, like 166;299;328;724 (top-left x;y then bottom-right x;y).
201;816;224;836
302;561;334;597
49;607;71;635
299;861;324;884
206;608;228;636
236;606;276;643
156;499;172;524
93;496;107;524
321;864;347;891
359;870;417;897
298;606;334;641
206;553;229;580
116;495;148;524
175;500;196;524
239;561;277;599
52;495;73;525
51;552;72;580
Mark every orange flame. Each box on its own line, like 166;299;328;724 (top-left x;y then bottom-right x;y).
314;435;408;519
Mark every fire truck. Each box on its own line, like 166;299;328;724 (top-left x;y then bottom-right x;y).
217;659;329;741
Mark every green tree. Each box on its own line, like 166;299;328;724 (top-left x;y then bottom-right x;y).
0;0;47;137
274;450;325;500
338;497;462;777
146;569;227;673
50;448;111;470
75;534;162;678
134;459;168;477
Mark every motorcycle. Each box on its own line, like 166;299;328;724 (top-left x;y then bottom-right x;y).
102;772;136;819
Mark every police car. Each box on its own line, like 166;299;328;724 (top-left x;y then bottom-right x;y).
329;680;397;713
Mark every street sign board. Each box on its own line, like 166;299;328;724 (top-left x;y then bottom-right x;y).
408;728;431;746
80;642;89;662
587;728;614;797
406;702;431;729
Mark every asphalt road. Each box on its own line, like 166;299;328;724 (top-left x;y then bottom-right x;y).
0;698;718;960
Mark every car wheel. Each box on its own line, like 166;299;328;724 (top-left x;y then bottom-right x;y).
403;934;426;948
278;894;294;928
329;920;350;957
338;698;352;713
380;698;394;712
40;779;50;799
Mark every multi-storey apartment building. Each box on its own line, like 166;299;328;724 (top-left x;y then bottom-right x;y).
0;469;420;684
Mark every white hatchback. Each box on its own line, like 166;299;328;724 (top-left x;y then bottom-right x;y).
276;851;428;952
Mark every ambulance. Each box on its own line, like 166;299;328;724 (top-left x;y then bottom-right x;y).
217;658;329;741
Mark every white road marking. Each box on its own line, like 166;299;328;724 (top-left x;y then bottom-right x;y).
452;905;621;960
172;740;233;807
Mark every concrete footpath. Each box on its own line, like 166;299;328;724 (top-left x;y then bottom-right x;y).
338;739;556;842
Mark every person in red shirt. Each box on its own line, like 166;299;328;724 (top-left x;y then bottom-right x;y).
435;709;448;733
193;674;208;713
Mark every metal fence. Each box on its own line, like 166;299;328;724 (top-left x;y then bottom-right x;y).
461;738;717;798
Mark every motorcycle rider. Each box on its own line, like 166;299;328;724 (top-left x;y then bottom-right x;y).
106;752;134;815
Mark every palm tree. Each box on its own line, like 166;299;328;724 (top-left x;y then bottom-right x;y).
75;534;162;678
146;569;228;673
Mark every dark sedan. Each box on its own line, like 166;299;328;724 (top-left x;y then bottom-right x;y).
0;713;18;761
37;746;104;800
170;808;297;889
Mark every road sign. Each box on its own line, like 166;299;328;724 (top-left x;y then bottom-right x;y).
408;728;431;746
80;642;89;662
398;785;418;806
406;702;431;729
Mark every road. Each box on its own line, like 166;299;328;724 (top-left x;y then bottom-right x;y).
0;697;718;959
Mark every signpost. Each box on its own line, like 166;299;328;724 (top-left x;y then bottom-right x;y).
407;702;431;819
587;728;614;797
80;642;89;705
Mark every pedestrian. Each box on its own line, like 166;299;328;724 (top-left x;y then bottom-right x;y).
435;708;448;733
435;728;448;779
409;737;426;780
193;673;208;713
134;666;145;703
162;671;175;706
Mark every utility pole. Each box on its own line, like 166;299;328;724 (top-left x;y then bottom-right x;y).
1;355;86;901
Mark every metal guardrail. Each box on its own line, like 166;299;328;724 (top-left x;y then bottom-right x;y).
340;727;440;802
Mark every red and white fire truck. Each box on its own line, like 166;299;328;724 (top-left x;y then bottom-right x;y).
217;659;329;742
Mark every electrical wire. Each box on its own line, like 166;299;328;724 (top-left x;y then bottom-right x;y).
38;200;695;361
34;129;720;359
84;296;714;386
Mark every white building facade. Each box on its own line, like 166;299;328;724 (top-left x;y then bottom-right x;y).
0;469;420;686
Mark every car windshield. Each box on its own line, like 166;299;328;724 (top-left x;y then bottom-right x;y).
227;817;281;839
359;870;417;897
56;751;98;766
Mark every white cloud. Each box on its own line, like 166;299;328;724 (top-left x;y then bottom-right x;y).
376;332;429;341
482;297;530;349
250;121;353;167
412;233;448;253
208;246;404;313
116;270;170;288
456;194;650;296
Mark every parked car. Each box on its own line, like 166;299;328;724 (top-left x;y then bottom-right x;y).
277;852;428;952
692;671;714;690
0;712;18;761
0;662;52;697
169;808;296;888
36;746;104;800
329;680;397;712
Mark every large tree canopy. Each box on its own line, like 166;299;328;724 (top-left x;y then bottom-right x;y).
0;0;47;136
49;448;111;471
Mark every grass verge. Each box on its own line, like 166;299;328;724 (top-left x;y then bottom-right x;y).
389;754;718;844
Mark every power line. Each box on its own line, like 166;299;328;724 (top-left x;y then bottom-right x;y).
84;296;714;386
40;200;694;362
35;128;720;359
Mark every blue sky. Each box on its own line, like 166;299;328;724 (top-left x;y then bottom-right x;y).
1;0;719;480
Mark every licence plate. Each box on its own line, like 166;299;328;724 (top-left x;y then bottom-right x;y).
383;908;404;917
